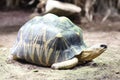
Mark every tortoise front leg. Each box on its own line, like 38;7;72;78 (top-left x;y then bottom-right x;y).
51;57;78;70
8;54;18;60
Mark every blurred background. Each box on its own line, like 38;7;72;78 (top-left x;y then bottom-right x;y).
0;0;120;48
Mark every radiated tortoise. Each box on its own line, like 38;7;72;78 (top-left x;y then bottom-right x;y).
10;13;107;69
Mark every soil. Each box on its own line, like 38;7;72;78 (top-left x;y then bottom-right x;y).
0;11;120;80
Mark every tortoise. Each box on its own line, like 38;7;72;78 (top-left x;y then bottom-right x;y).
10;13;107;69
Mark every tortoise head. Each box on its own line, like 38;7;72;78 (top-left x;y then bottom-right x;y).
78;44;107;61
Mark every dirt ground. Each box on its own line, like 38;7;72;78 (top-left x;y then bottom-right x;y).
0;11;120;80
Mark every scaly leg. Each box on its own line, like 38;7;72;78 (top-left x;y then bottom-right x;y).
51;57;78;70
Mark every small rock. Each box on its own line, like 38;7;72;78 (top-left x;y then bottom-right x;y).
33;69;39;72
115;72;120;74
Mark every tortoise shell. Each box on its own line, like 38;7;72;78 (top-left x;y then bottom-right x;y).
11;13;86;66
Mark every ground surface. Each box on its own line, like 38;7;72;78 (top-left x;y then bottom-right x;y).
0;11;120;80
